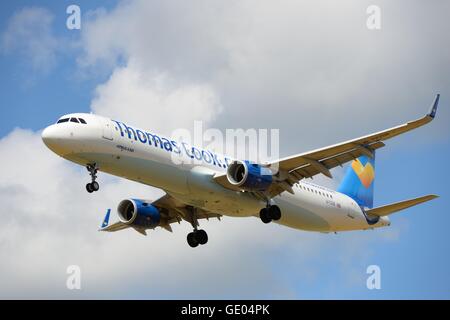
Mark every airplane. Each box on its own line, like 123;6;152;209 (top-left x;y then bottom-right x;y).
42;94;440;247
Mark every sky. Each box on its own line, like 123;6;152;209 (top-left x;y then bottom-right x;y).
0;0;449;299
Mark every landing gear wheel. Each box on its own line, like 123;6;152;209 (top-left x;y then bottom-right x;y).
91;181;99;192
86;163;100;193
86;183;94;193
187;232;199;248
186;206;209;247
269;205;281;221
196;229;208;245
260;208;272;224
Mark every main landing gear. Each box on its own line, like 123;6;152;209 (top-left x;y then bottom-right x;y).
86;163;100;193
259;204;281;224
187;229;208;248
186;206;208;248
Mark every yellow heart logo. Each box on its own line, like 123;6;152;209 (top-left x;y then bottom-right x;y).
351;159;375;188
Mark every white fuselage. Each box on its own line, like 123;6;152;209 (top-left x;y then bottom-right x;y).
42;113;389;232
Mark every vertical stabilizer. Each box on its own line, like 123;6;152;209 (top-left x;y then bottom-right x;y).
338;154;375;208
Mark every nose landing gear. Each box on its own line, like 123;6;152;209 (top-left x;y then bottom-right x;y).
86;164;100;193
259;204;281;224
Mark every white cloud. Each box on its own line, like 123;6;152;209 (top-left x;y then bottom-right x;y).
1;7;58;73
90;63;223;135
79;0;449;157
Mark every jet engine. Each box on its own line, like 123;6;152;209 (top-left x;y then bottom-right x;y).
117;199;161;228
226;160;273;191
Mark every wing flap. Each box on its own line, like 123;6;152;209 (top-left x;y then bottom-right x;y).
287;141;385;179
99;221;130;232
365;195;438;217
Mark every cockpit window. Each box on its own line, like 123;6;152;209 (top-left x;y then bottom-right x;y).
78;118;87;124
70;118;79;123
57;118;69;124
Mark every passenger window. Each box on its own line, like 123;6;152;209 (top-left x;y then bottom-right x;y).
57;118;69;124
70;118;79;123
78;118;87;124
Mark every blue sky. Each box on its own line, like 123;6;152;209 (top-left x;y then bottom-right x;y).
0;0;449;299
0;0;114;137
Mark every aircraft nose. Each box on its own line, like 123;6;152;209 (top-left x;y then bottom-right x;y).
42;125;57;146
42;125;69;154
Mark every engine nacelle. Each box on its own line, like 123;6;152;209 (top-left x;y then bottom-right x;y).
117;199;161;228
226;160;273;191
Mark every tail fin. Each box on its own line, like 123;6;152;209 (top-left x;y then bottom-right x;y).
338;154;375;208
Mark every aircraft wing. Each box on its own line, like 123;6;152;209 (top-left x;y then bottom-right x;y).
99;194;222;235
214;94;440;198
153;193;222;229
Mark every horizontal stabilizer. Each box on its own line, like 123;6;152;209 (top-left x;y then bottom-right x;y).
365;194;438;217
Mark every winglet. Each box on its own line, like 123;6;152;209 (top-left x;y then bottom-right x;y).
100;209;111;229
428;94;440;119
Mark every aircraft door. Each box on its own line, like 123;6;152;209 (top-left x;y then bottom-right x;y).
101;118;114;141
